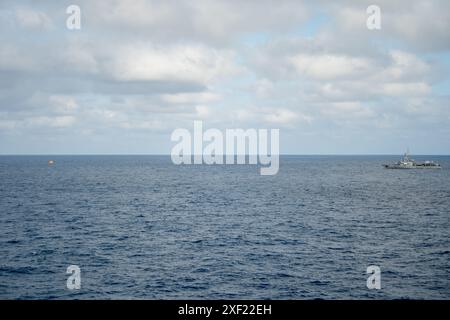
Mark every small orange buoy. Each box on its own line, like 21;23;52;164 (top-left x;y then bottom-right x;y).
48;160;55;165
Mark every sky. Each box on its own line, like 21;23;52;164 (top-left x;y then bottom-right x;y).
0;0;449;155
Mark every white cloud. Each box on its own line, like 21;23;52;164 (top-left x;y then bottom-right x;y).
263;108;312;125
381;82;431;96
107;43;240;84
61;42;100;75
0;119;16;130
0;45;39;72
324;0;450;52
194;105;212;119
380;50;431;81
320;102;375;120
0;0;449;154
161;92;221;104
289;54;374;80
389;1;450;51
49;95;79;114
89;0;309;44
15;7;51;29
253;78;274;98
235;107;312;127
25;116;77;128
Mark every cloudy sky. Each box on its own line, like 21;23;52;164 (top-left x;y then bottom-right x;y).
0;0;449;154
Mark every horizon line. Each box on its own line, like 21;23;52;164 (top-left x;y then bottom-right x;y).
1;153;449;156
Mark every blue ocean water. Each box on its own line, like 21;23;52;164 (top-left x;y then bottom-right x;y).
0;155;449;299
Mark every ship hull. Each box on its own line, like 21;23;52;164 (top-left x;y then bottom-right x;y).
383;151;442;169
383;165;441;169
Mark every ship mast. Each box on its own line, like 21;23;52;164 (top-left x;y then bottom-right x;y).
404;148;410;162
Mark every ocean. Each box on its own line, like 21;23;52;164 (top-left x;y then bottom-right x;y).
0;155;449;299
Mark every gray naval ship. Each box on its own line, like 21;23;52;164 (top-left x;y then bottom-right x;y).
384;151;441;169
